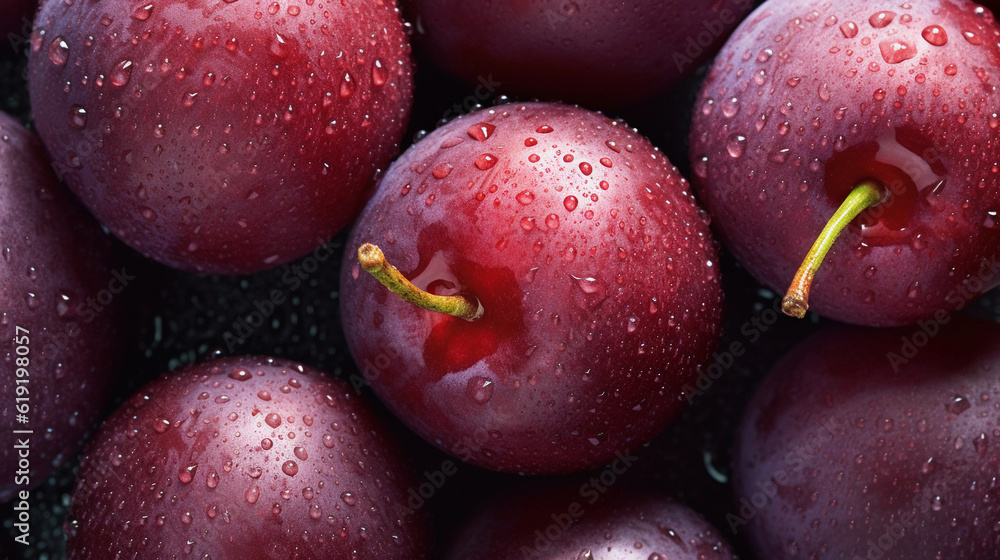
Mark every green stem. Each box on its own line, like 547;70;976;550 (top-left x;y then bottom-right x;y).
782;181;883;318
357;243;483;321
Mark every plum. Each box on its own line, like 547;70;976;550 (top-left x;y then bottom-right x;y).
733;317;1000;559
0;110;126;503
27;0;414;273
340;102;723;474
443;480;736;559
65;356;431;559
406;0;754;108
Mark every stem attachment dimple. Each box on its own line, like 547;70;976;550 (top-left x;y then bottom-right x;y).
781;181;884;319
358;243;484;321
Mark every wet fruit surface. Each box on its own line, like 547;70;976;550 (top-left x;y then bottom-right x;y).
28;0;414;273
407;0;754;107
734;317;1000;560
65;356;431;559
0;111;126;502
341;102;723;474
690;0;1000;325
443;481;736;559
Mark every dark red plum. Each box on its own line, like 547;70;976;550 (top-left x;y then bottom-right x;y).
0;111;125;503
690;0;1000;326
733;317;1000;559
28;0;414;274
65;356;431;559
407;0;755;108
443;481;736;560
340;102;723;474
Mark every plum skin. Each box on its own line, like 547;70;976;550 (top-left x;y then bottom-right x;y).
65;356;431;559
733;317;1000;560
28;0;414;274
444;481;736;560
407;0;754;107
0;111;125;503
340;102;723;475
689;0;1000;326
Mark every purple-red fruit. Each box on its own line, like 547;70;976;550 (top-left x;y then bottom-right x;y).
65;356;431;559
690;0;1000;326
734;317;1000;559
407;0;754;108
1;111;125;503
443;482;735;559
340;102;723;474
28;0;414;273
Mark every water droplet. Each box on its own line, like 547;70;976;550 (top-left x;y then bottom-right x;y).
869;11;895;28
944;64;958;76
206;469;219;488
467;122;496;141
721;97;740;118
48;37;69;65
228;368;252;381
840;21;859;38
579;162;592;175
564;196;578;211
757;48;773;62
245;484;260;504
339;72;356;97
879;39;917;64
946;395;971;415
432;164;452;179
370;59;388;86
178;464;197;483
261;438;273;450
265;413;282;428
281;461;298;476
466;376;494;404
545;214;560;229
516;190;535;205
111;60;133;86
309;503;322;519
474;153;498;170
340;492;357;506
536;125;554;134
922;25;948;46
132;3;154;20
726;134;746;158
962;30;983;45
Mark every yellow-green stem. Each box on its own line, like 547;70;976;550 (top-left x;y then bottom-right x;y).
357;243;483;321
782;181;883;318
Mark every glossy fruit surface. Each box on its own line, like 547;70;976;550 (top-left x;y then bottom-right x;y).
407;0;754;107
341;102;723;474
65;356;431;559
0;110;125;502
690;0;1000;326
734;317;1000;559
28;0;414;273
443;481;736;559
